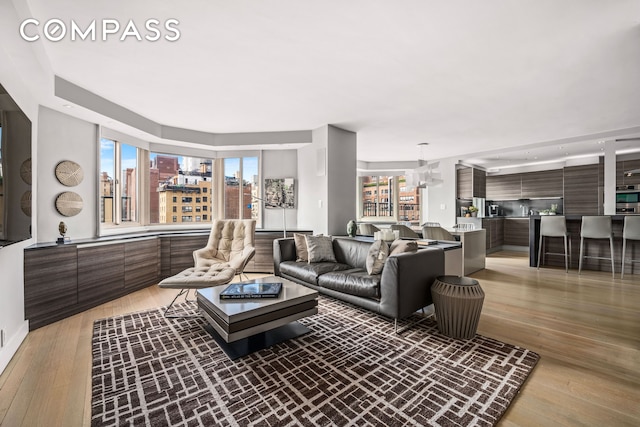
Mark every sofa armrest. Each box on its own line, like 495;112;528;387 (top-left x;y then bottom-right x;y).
273;238;297;276
379;247;445;319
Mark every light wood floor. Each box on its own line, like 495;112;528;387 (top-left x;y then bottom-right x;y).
1;253;639;426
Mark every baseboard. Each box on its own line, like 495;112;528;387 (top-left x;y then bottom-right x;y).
0;320;29;375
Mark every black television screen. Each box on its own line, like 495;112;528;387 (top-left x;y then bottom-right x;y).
0;83;32;247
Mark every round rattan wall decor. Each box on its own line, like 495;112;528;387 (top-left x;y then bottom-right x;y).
20;158;32;185
20;190;32;217
55;191;83;217
55;160;84;187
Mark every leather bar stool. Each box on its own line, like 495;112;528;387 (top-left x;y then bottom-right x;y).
621;215;640;278
537;216;571;273
579;216;614;277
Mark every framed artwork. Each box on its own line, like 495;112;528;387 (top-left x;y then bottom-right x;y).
264;178;295;209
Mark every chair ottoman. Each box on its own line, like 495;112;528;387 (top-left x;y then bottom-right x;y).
158;266;236;318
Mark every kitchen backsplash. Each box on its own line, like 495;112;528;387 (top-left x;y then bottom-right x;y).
486;198;563;216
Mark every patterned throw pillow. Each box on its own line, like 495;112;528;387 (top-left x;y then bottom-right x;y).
305;235;336;263
294;233;309;262
366;240;389;275
389;240;418;256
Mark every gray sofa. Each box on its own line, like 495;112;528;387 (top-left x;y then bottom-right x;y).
273;237;444;323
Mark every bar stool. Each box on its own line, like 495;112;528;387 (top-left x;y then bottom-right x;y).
621;216;640;278
537;216;571;273
579;216;614;277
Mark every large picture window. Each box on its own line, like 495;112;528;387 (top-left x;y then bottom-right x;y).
99;138;139;226
151;153;213;225
359;174;421;227
99;136;261;232
223;156;259;222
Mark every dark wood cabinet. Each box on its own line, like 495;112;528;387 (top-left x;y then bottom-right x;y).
504;218;530;246
619;159;640;186
24;245;78;330
168;234;209;275
521;169;563;198
23;230;310;330
564;164;602;215
457;167;486;199
78;243;125;304
486;174;522;200
457;167;472;199
482;218;504;251
473;168;486;198
125;238;160;289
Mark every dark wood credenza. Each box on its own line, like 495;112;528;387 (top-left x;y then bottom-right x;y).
24;230;309;330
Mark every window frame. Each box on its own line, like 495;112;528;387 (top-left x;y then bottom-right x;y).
98;133;263;236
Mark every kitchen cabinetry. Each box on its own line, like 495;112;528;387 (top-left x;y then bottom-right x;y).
563;164;603;215
504;218;530;246
521;170;563;198
482;217;504;251
486;174;522;199
617;159;640;187
457;167;486;198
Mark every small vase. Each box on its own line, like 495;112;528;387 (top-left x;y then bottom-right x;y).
347;220;357;237
471;212;477;217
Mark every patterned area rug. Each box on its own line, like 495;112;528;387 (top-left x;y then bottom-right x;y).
91;297;539;426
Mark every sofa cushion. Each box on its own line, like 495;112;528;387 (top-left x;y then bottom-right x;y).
318;269;381;299
306;235;337;263
366;240;389;275
279;261;351;284
332;238;370;268
389;239;418;255
294;233;309;262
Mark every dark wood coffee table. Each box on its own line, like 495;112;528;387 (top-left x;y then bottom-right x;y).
196;276;318;359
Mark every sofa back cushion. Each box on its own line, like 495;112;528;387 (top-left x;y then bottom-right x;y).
332;238;371;268
305;235;337;263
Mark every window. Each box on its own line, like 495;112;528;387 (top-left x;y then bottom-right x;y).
359;175;421;227
150;152;213;225
99;138;139;226
223;156;258;221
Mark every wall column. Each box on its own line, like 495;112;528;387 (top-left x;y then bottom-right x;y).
603;140;616;215
297;125;357;235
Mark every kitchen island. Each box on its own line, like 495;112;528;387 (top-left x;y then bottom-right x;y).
529;215;636;274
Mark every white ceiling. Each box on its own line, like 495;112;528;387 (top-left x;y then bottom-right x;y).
13;0;640;167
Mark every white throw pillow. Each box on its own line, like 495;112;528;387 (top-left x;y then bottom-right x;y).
366;240;389;275
305;235;336;263
389;239;418;256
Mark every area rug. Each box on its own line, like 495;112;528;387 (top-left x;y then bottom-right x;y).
91;296;539;426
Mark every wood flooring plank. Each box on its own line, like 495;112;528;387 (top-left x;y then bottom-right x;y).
0;257;638;426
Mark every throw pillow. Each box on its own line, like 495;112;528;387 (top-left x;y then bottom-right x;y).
294;233;309;262
389;239;418;256
366;239;389;275
305;235;337;263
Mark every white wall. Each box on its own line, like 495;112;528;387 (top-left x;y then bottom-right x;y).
297;125;357;235
297;126;329;233
0;0;39;373
261;149;298;231
425;156;458;228
37;107;98;242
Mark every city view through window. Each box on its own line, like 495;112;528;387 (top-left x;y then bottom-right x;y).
100;138;259;226
361;175;421;227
